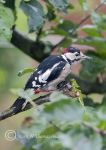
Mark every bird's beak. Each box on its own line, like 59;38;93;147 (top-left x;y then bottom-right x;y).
82;55;91;59
80;52;91;60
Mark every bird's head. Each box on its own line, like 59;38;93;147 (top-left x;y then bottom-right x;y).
63;46;91;64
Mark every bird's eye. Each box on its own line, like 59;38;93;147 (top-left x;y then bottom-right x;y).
75;53;79;56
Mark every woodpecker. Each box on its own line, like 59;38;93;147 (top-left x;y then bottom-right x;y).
12;46;90;113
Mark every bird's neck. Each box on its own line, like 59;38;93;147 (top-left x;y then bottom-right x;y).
61;54;72;65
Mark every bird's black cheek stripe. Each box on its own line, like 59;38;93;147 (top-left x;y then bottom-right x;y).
76;58;80;61
67;58;72;65
67;58;80;64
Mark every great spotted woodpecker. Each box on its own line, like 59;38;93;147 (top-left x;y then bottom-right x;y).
12;46;90;113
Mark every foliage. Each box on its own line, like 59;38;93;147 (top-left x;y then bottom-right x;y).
18;68;35;77
0;3;14;41
20;0;45;32
0;0;106;150
16;93;106;150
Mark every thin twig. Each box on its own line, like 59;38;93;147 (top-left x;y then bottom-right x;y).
82;122;106;136
53;2;104;49
36;27;43;42
49;121;63;132
77;2;104;27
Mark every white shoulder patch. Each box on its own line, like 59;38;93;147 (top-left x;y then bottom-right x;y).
38;62;60;83
32;81;40;88
35;77;37;80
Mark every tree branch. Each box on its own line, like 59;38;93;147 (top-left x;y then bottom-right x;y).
0;89;78;121
0;74;106;121
0;94;50;121
11;28;53;62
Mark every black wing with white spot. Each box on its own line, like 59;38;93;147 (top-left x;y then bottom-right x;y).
37;55;65;73
24;55;66;90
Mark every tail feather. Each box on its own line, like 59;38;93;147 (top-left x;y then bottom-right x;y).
11;97;26;113
0;97;26;121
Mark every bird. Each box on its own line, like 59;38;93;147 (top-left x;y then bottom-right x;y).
11;46;90;113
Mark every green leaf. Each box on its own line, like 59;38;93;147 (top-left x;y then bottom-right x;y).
40;125;57;137
80;52;106;81
0;4;14;41
58;19;77;36
18;68;35;77
20;0;45;32
44;19;77;37
42;97;84;123
91;12;106;31
82;25;102;37
46;3;56;21
71;130;102;150
78;37;106;58
78;0;89;11
71;79;85;107
47;0;70;11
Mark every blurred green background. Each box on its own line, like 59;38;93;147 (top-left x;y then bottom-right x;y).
0;47;37;150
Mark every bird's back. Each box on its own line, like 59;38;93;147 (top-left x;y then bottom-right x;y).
24;55;66;90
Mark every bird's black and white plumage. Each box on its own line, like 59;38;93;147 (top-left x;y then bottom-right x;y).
24;55;71;92
12;46;90;113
